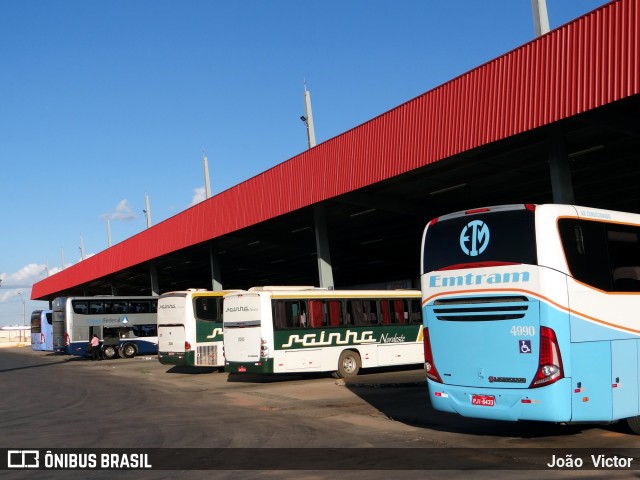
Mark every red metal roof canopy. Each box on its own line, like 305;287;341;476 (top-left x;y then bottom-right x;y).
32;0;639;300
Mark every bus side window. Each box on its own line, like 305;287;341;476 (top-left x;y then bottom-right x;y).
363;300;378;325
298;301;307;328
273;300;307;329
89;301;103;314
613;267;640;292
273;301;286;329
380;301;391;324
346;300;367;326
195;297;221;321
104;302;114;314
393;300;405;324
559;220;613;291
608;227;640;292
328;301;341;327
72;301;88;314
309;300;323;328
129;301;150;313
409;299;422;323
133;325;157;337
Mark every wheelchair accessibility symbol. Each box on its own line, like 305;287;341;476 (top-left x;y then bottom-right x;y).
519;340;532;354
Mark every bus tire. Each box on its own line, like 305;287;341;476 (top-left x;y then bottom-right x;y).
627;416;640;434
120;343;137;358
102;345;117;359
333;350;361;378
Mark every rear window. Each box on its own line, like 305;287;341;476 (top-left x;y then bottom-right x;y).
423;209;537;273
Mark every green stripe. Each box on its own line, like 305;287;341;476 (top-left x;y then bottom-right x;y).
225;358;274;374
274;325;420;349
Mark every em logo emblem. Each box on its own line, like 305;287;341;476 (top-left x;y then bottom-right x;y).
460;220;490;257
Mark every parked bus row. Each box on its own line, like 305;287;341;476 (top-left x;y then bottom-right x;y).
157;287;423;378
37;287;424;379
31;203;640;435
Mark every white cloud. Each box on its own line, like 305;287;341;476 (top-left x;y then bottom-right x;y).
102;199;137;221
0;258;95;325
190;186;206;206
0;256;94;301
1;263;47;290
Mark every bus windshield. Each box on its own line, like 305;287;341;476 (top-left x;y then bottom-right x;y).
423;207;537;273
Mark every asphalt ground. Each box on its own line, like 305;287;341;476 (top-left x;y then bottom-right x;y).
1;347;639;480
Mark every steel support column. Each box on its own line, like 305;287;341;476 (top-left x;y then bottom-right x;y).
548;125;575;204
210;243;223;291
150;264;159;296
314;205;334;289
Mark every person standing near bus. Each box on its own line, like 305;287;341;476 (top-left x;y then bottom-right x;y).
89;334;101;361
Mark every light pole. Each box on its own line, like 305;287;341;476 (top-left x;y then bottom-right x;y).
301;82;316;149
17;292;26;341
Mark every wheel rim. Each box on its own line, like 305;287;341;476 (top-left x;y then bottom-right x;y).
342;356;356;373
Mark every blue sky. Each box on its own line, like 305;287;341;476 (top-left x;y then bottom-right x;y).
0;0;610;326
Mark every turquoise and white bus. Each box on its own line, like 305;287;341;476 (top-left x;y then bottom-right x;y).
52;296;158;359
158;289;237;367
223;286;423;378
420;204;640;433
30;309;53;351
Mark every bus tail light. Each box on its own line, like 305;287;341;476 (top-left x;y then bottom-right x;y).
260;339;269;359
185;341;191;351
65;333;70;347
423;327;443;383
530;326;564;388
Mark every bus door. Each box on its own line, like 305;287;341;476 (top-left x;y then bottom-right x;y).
89;326;102;338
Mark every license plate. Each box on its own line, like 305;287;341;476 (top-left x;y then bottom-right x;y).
238;366;247;373
471;394;495;407
168;352;175;356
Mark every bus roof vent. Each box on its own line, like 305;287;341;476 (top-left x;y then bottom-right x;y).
249;286;317;292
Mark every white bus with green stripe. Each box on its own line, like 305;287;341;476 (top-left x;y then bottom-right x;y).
223;286;423;378
158;289;237;368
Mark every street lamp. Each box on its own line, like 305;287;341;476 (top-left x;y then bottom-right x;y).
17;292;26;327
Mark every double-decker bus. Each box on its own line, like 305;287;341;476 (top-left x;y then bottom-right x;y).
52;296;158;359
223;286;423;378
420;204;640;433
158;289;237;368
30;309;53;351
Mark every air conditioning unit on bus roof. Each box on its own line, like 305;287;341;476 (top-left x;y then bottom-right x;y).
248;286;318;292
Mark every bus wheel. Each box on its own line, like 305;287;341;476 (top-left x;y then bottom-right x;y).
120;343;137;358
102;345;117;359
333;350;361;378
627;416;640;434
